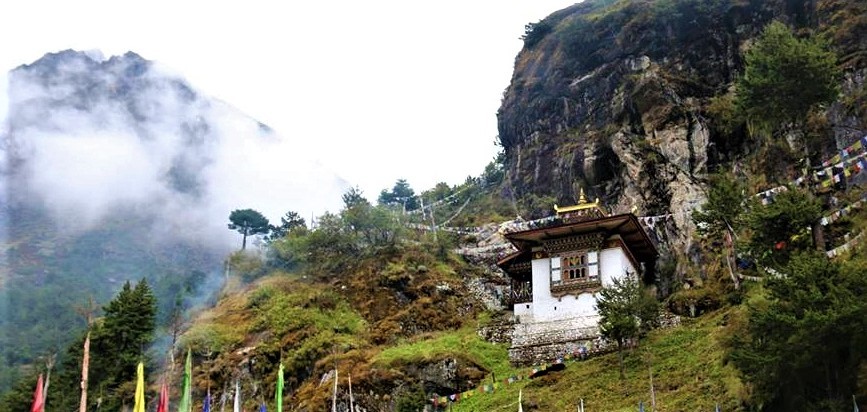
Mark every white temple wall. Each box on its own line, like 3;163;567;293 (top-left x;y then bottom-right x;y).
523;245;635;323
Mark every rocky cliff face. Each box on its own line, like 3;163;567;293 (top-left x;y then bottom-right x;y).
497;0;867;255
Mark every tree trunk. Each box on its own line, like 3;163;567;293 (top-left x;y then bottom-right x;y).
241;224;248;250
618;339;625;380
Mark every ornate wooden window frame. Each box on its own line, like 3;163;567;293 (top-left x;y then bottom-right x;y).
549;250;601;296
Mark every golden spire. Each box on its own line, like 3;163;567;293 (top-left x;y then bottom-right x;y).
578;187;588;204
554;185;608;217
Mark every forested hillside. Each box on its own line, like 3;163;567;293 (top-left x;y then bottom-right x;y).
4;0;867;410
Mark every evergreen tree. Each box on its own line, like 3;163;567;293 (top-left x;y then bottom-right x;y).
268;211;306;240
342;186;369;209
736;21;840;132
378;179;419;211
693;173;746;237
595;274;660;379
46;280;157;411
228;209;271;250
729;252;867;410
744;189;821;268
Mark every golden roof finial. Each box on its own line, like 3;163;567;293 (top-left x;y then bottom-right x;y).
554;184;609;217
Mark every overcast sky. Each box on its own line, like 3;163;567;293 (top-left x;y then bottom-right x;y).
1;0;577;203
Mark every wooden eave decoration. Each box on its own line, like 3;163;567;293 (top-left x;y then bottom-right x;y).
503;213;658;263
497;250;533;277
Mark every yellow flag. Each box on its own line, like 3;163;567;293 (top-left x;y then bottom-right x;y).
134;361;145;412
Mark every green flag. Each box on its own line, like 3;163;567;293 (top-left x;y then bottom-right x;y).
275;363;284;412
178;349;192;412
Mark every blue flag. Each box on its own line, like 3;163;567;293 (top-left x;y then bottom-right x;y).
203;391;210;412
259;404;267;412
638;401;644;412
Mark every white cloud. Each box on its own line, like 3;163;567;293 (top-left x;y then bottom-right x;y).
0;0;579;199
3;53;348;249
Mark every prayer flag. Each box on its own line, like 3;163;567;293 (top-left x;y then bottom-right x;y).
639;400;645;412
276;363;284;412
234;381;241;412
260;404;267;412
203;390;211;412
157;381;169;412
134;362;145;412
178;349;192;412
30;374;44;412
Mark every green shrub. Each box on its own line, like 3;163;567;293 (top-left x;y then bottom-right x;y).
667;287;722;317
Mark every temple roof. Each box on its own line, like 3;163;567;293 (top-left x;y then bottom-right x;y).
501;213;657;263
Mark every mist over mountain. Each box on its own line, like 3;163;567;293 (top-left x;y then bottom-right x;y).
0;50;349;388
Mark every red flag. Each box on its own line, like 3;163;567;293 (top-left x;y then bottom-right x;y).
31;374;44;412
157;380;169;412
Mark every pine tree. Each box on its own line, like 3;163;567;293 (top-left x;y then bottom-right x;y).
46;280;157;411
729;252;867;410
736;21;840;133
693;173;746;237
744;189;821;268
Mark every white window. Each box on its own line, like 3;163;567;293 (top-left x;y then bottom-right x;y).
550;257;561;285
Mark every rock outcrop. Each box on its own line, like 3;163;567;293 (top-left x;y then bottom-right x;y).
496;0;867;258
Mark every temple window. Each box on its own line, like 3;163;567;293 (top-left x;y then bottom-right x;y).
550;251;598;290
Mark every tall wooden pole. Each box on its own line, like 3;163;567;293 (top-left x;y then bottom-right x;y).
44;353;55;408
348;374;354;412
76;297;96;412
79;332;90;412
332;369;339;412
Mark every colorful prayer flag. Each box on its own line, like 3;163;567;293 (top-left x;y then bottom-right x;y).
30;374;44;412
134;362;145;412
276;363;284;412
178;349;192;412
158;381;169;412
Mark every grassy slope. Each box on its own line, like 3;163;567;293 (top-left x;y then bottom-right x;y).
376;308;746;411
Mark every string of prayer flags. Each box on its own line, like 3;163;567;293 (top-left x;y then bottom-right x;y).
755;186;788;205
821;135;867;168
826;231;865;258
821;195;867;226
